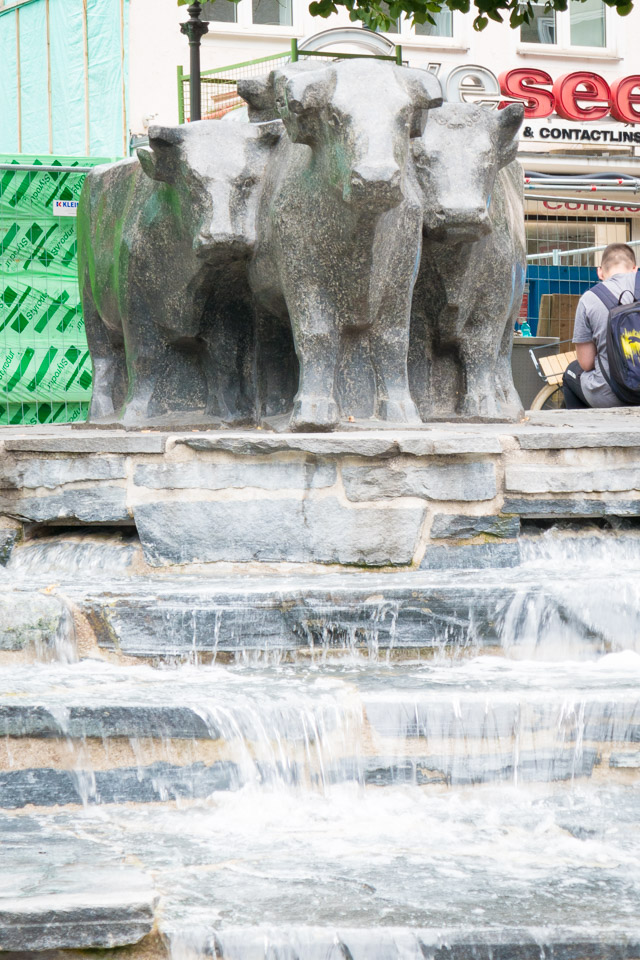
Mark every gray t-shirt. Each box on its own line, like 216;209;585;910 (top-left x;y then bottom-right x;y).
572;271;638;408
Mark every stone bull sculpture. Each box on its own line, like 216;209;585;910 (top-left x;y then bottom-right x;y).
240;59;442;431
78;61;527;431
409;102;526;421
78;119;282;425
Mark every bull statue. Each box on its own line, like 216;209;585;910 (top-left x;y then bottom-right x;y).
239;59;442;432
409;102;526;421
77;118;282;426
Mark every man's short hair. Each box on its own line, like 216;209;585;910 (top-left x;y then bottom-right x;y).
601;243;636;272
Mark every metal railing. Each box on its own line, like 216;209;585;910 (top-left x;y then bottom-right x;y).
177;38;403;123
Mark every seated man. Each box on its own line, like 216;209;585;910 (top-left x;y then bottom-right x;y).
563;242;638;409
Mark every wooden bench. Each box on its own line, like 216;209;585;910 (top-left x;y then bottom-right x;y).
536;349;578;384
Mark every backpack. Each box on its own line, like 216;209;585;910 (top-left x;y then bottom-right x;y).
591;271;640;406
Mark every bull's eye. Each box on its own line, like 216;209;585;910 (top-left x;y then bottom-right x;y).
328;112;341;129
240;177;256;194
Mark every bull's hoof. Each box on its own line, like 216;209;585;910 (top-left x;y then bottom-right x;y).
290;397;339;433
378;397;421;424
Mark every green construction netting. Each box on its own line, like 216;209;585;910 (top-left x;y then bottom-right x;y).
0;155;112;425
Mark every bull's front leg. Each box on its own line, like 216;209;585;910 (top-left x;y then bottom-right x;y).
369;319;421;424
458;320;503;419
288;296;340;432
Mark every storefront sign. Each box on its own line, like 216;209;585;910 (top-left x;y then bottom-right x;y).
521;119;640;143
444;65;640;125
539;201;640;212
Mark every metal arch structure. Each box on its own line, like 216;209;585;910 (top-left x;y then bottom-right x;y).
297;27;396;55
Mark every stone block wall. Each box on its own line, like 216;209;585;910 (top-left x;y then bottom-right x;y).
0;411;640;570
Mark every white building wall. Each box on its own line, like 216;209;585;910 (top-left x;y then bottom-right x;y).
128;0;640;130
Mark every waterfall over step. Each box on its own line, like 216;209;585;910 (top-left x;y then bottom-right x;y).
2;526;640;956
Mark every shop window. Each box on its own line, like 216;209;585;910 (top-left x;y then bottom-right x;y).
521;0;607;48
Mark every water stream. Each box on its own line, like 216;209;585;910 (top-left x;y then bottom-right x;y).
2;527;640;953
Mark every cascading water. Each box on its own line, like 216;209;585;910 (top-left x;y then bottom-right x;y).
3;526;640;957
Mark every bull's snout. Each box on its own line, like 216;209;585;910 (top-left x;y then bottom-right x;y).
194;231;252;261
428;208;491;243
350;163;403;210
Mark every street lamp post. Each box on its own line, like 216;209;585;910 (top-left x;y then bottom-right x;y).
180;2;209;122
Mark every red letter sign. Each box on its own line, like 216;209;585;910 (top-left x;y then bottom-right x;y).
553;72;611;121
498;69;554;118
610;76;640;123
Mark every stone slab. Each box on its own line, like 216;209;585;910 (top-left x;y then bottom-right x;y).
518;430;640;451
399;434;503;455
3;433;166;453
0;761;238;808
0;594;68;652
343;461;496;502
133;497;425;566
134;459;336;490
0;865;155;951
506;464;640;494
359;748;599;785
421;542;521;570
0;456;127;490
430;514;520;540
76;574;612;658
0;704;221;740
502;498;640;518
0;488;129;523
175;433;402;457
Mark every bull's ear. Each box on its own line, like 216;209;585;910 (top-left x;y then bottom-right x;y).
238;77;277;121
274;66;336;145
402;68;443;138
403;68;443;110
497;103;524;167
137;126;184;183
255;118;284;145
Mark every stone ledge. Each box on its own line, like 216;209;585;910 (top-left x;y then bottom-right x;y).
517;429;640;451
430;514;520;540
4;433;167;454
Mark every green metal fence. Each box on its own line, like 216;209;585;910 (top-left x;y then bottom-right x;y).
177;39;403;123
0;155;112;426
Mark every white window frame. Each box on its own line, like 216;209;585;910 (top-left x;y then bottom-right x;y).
202;0;301;39
377;11;468;51
518;4;620;60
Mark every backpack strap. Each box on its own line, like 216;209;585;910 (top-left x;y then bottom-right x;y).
591;282;619;311
634;271;640;300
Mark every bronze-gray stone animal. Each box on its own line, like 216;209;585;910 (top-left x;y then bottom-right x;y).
240;60;442;432
410;102;525;421
77;119;281;426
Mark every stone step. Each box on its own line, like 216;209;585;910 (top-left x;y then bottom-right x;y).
3;569;639;662
2;782;640;954
2;657;640;808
